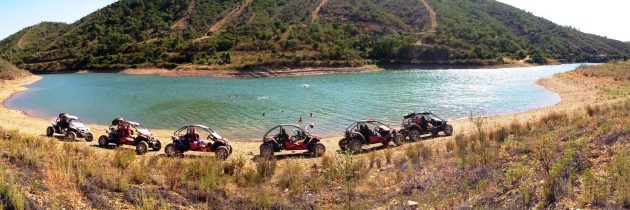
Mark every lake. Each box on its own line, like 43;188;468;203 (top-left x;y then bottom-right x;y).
5;64;587;140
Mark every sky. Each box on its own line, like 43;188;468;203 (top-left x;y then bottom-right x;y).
0;0;629;41
0;0;117;40
496;0;630;41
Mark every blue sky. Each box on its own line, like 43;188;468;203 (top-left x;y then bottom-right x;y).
0;0;629;41
0;0;116;39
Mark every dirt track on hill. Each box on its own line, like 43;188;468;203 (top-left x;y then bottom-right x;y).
209;0;252;32
420;0;438;32
311;0;328;23
171;0;195;29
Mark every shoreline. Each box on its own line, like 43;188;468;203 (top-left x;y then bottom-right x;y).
0;69;603;158
50;62;544;78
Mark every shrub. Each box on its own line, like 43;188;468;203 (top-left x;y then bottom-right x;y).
224;155;246;176
493;127;509;143
238;167;262;186
199;167;220;194
580;168;607;206
257;185;272;209
445;141;455;153
163;159;184;189
454;134;467;151
405;143;433;165
0;170;25;210
384;149;393;164
509;120;524;136
368;152;382;169
131;159;149;184
256;159;277;180
322;155;341;181
113;148;136;169
277;164;304;190
586;105;601;117
609;151;630;206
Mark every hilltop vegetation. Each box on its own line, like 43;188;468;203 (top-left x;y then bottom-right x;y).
0;0;629;72
0;59;31;80
1;62;630;209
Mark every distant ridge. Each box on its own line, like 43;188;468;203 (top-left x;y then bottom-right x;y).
0;0;628;72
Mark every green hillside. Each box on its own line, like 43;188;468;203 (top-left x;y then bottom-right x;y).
1;0;629;72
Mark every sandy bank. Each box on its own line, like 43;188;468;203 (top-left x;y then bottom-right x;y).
0;71;605;161
120;66;378;78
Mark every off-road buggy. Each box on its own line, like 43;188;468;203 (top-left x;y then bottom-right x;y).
259;124;325;158
98;118;161;155
46;113;94;141
338;120;403;153
399;112;454;141
164;125;233;160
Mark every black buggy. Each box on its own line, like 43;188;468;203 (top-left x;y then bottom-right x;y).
399;112;454;141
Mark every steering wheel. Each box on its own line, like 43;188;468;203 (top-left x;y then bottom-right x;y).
373;127;380;134
292;129;301;137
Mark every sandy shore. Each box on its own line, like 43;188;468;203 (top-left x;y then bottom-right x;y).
0;71;604;163
119;66;378;78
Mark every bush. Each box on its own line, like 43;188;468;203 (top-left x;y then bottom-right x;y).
113;149;136;169
0;170;25;210
277;164;304;190
130;159;149;184
493;127;509;143
384;149;393;164
405;143;433;165
256;159;277;180
257;185;272;209
445;141;455;153
609;151;630;206
224;155;246;176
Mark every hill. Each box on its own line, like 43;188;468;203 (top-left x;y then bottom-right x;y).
1;0;629;73
0;59;31;80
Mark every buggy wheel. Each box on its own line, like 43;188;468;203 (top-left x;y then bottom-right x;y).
85;132;94;142
393;134;403;146
381;139;390;147
66;131;77;141
311;143;326;157
259;142;274;159
164;144;177;157
98;135;109;147
408;129;422;141
348;138;362;153
152;140;162;151
215;146;230;160
136;141;149;155
46;126;54;137
338;138;349;151
444;125;454;136
226;145;233;155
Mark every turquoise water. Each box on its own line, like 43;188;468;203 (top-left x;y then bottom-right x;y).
5;64;586;140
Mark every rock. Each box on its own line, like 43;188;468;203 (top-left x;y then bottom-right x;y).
407;200;418;207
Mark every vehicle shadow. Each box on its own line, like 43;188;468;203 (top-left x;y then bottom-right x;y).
46;134;88;142
90;144;131;150
251;152;316;162
335;145;391;155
